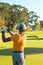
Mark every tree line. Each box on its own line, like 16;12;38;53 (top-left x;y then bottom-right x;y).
0;2;39;30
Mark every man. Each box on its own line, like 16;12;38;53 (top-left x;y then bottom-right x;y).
2;23;27;65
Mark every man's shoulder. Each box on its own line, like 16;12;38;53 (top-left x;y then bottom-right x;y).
12;34;19;37
14;34;19;36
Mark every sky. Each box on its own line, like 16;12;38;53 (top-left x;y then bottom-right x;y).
0;0;43;20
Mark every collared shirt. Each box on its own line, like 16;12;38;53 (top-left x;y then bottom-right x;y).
10;34;26;51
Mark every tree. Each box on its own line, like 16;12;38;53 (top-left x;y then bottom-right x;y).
7;5;29;30
29;11;40;22
27;11;40;30
0;2;29;30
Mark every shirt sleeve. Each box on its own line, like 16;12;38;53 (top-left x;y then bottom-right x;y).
10;35;14;41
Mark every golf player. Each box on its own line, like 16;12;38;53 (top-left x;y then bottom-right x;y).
2;23;27;65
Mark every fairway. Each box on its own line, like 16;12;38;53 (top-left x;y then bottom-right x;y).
0;31;43;65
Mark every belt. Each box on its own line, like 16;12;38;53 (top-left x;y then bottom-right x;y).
13;51;23;53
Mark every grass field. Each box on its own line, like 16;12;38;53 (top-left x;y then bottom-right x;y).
0;31;43;65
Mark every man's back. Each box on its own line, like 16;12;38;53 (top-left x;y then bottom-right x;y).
10;34;26;51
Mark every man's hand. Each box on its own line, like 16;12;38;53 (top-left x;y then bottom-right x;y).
7;28;10;32
7;28;14;35
1;27;11;42
1;27;7;33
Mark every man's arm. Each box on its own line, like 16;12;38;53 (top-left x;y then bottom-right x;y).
8;31;14;35
7;28;14;35
2;32;11;42
1;28;14;42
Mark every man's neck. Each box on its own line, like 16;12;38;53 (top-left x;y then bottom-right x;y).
19;31;24;35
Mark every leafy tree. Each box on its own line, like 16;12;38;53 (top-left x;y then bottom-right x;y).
27;11;40;30
0;2;40;31
29;11;39;22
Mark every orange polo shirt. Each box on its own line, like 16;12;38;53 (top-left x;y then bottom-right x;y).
10;34;26;51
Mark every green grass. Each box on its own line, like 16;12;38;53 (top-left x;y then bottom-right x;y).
0;31;43;65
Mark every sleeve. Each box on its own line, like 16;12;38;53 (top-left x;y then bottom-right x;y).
10;35;14;41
